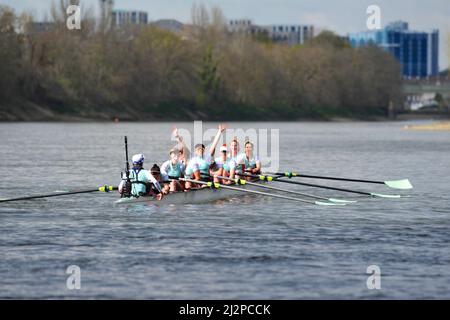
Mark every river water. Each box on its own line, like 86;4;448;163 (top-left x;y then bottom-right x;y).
0;121;449;299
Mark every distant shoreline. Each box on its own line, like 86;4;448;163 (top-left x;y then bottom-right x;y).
1;101;448;123
1;116;447;123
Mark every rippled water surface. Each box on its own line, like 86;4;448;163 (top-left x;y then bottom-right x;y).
0;121;449;299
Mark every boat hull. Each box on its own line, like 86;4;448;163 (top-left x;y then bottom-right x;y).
114;183;254;206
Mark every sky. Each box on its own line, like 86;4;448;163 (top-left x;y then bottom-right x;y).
2;0;449;70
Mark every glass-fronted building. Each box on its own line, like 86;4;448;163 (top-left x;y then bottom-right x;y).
228;19;314;45
111;10;148;28
349;21;439;78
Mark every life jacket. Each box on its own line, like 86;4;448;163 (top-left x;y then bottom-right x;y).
192;156;210;179
215;157;232;172
167;161;182;178
229;154;245;173
129;167;151;196
244;155;258;169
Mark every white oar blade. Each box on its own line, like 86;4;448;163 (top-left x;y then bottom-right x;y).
314;201;346;206
329;198;357;204
384;179;413;190
370;193;401;199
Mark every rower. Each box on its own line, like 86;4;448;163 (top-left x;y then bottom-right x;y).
227;138;242;180
118;154;163;200
161;148;185;192
211;143;226;177
150;164;170;195
185;143;211;189
185;124;226;189
242;140;261;177
212;143;236;185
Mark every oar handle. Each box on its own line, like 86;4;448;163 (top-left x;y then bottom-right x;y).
216;175;246;185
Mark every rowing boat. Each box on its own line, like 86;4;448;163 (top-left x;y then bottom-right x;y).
0;131;411;207
114;181;259;206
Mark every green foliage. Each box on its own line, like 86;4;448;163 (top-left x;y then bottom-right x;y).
309;30;351;49
0;6;22;101
197;45;221;108
252;31;271;44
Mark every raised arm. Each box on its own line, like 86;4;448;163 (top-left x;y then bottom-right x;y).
209;123;227;156
172;127;190;160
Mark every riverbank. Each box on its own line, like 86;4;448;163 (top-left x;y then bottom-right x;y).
403;121;450;131
0;101;402;122
0;103;374;122
2;100;448;123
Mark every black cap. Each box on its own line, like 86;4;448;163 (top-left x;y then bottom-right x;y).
150;164;160;174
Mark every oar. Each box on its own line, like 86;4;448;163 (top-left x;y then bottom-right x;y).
271;171;413;190
217;176;355;204
0;186;117;203
238;173;402;198
176;178;345;206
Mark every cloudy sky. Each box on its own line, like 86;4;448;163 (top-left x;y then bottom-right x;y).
2;0;449;69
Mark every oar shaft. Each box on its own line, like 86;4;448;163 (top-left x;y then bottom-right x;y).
275;172;384;185
240;172;371;196
217;176;330;201
179;178;316;204
274;178;371;195
252;183;330;201
0;186;117;203
0;190;96;203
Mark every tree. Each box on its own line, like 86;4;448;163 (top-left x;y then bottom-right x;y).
0;6;22;102
309;30;350;49
197;45;221;108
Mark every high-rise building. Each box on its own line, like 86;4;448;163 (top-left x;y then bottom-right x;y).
349;21;439;78
228;19;314;45
111;10;148;27
267;24;314;45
